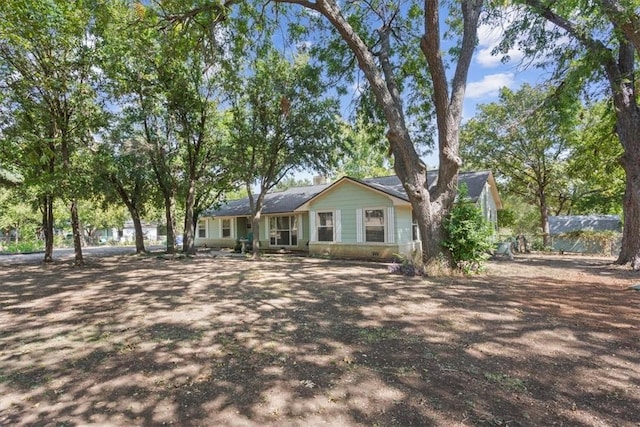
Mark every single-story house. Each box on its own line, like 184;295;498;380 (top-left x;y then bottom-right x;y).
196;170;502;260
549;215;622;254
98;221;159;244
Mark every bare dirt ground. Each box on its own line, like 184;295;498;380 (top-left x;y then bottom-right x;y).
1;252;638;426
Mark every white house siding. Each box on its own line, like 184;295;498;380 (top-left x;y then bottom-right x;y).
480;184;498;227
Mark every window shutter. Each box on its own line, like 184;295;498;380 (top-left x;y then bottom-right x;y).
218;219;222;239
298;214;303;240
309;211;316;242
387;207;395;243
356;208;363;243
264;217;269;240
335;210;342;243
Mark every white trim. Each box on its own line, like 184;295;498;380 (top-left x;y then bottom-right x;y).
356;208;363;243
310;210;316;241
335;209;342;243
387;207;395;244
298;214;303;240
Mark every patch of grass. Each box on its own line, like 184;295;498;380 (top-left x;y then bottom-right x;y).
484;372;527;393
356;327;400;344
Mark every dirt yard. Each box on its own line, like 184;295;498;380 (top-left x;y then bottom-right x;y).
1;252;638;426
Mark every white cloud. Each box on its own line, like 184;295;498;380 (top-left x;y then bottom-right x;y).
466;73;514;99
475;10;524;68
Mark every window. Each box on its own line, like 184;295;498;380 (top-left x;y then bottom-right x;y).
269;216;298;246
412;212;420;241
316;212;334;242
365;209;385;242
221;219;231;238
198;220;207;238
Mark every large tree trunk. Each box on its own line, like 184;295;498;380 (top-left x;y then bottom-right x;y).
70;199;84;266
606;43;640;269
618;175;640;268
42;194;54;263
183;178;197;255
247;187;265;260
522;1;640;269
539;192;551;248
112;178;146;254
131;212;146;254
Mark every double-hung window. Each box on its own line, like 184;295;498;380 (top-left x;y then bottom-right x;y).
316;212;334;242
364;209;385;242
198;220;207;238
221;219;231;238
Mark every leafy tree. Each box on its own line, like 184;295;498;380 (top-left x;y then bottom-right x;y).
333;116;393;179
461;84;576;247
98;1;233;255
494;0;640;268
568;101;624;214
0;187;40;244
77;199;127;246
0;0;102;265
226;47;342;259
160;38;232;255
96;0;182;254
173;0;484;271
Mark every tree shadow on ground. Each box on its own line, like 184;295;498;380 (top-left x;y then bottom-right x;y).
0;253;638;426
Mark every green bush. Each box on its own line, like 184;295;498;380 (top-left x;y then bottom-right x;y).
442;186;494;274
3;240;44;254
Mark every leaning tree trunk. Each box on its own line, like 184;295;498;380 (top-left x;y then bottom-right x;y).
131;210;146;254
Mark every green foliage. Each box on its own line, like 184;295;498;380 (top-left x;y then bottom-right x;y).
461;83;577;240
2;240;44;254
333;117;393;179
497;209;516;229
442;186;494;274
567;101;624;214
226;45;343;191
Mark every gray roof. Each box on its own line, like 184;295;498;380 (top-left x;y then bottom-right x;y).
358;170;491;203
549;215;622;235
205;183;330;217
205;171;492;217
